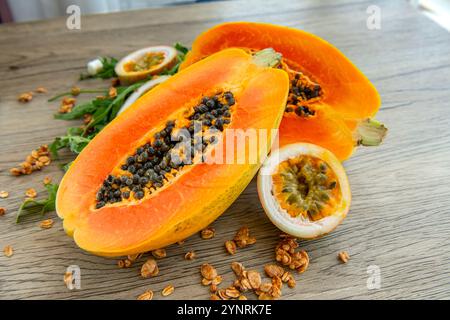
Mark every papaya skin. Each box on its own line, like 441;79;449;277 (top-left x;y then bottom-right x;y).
180;22;383;160
56;48;289;257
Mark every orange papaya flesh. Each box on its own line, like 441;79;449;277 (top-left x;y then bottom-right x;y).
56;48;289;257
180;22;383;160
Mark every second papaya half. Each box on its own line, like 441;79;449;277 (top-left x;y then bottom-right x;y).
180;22;387;161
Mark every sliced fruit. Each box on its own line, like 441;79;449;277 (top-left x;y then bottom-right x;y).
56;48;289;257
115;46;177;84
180;22;387;160
258;143;351;239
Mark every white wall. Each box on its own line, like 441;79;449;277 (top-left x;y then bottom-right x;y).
7;0;197;22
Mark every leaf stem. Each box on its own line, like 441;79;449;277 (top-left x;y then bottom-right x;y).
48;89;106;102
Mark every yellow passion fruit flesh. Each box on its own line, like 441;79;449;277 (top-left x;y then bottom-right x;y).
258;143;351;239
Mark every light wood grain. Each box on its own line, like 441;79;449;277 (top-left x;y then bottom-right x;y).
0;0;449;300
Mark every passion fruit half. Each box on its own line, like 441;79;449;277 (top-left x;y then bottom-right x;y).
257;143;351;239
115;46;177;84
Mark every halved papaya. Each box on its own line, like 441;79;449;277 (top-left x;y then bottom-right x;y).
180;22;386;160
56;48;289;257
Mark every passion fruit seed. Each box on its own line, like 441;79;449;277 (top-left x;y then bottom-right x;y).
272;156;341;221
95;91;235;208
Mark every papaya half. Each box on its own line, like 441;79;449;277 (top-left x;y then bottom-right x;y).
56;48;289;257
180;22;387;161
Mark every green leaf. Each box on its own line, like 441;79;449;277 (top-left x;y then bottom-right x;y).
17;183;59;223
174;42;189;55
49;127;92;158
83;82;143;133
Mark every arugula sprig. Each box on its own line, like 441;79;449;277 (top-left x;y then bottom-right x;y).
48;89;106;103
49;127;92;158
83;82;143;134
79;56;118;80
17;183;59;223
49;82;144;159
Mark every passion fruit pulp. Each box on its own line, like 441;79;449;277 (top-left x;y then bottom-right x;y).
258;143;351;239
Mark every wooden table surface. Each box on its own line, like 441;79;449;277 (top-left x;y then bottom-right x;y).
0;0;449;300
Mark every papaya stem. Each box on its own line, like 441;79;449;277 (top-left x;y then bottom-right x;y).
354;118;388;146
253;48;282;68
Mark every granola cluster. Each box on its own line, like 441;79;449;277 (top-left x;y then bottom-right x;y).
224;226;256;255
275;234;309;273
10;145;51;176
59;97;76;114
208;259;298;300
140;258;159;278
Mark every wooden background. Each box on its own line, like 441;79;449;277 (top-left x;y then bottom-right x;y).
0;0;449;300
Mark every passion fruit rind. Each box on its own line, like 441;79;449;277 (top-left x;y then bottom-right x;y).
257;143;351;239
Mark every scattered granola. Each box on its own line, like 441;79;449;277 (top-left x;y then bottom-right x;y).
338;251;350;263
259;282;272;293
117;259;127;268
118;255;137;268
3;245;13;257
162;285;174;297
43;176;52;185
200;263;217;280
275;235;309;273
141;258;159;278
39;219;54;229
231;261;245;277
210;294;220;300
225;240;237;255
233;226;256;248
212;275;222;285
264;264;284;278
200;227;215;239
128;253;143;262
0;191;9;198
270;276;282;298
83;113;92;124
258;292;273;300
109;87;117;98
224;287;240;298
151;248;167;259
25;188;37;198
0;207;5;216
35;87;48;93
10;145;51;176
71;86;81;96
59;97;76;114
287;276;296;288
247;270;262;290
137;290;154;300
238;295;247;300
217;289;229;300
18;92;33;103
184;251;196;260
210;284;218;293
